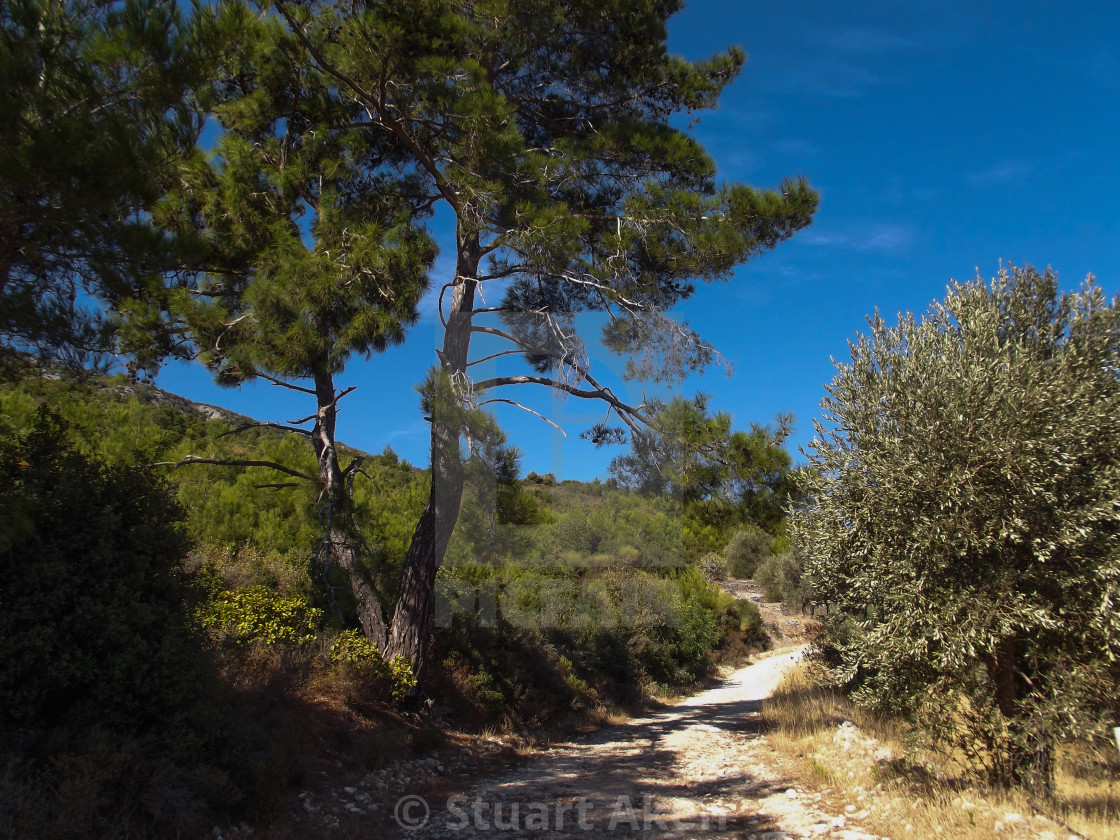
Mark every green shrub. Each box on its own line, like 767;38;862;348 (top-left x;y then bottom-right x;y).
329;629;417;699
725;527;772;578
755;551;803;605
728;598;767;644
329;627;381;663
626;567;722;683
553;513;604;554
557;655;594;697
199;586;321;646
0;409;200;724
674;595;721;674
698;551;727;581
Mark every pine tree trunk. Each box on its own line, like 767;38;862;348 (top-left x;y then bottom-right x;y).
385;233;480;672
384;421;465;668
312;364;389;651
328;522;389;652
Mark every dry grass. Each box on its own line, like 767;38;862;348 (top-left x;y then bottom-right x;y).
187;543;314;597
761;666;1120;840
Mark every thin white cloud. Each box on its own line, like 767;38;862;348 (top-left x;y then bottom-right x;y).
707;143;763;178
801;221;916;255
1083;48;1118;89
880;177;932;205
387;419;430;444
769;25;923;100
824;26;916;54
772;60;884;98
1016;44;1119;91
771;138;823;159
697;105;777;134
964;159;1036;187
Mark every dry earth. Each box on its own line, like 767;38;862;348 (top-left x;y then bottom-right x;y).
719;579;821;647
236;588;1083;840
379;648;894;840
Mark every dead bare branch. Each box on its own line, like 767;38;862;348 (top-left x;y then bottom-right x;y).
217;422;312;438
477;397;568;436
255;370;316;395
151;455;316;482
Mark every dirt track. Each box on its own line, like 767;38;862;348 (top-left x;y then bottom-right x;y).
386;648;887;839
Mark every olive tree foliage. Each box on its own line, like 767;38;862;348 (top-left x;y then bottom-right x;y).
793;266;1120;792
256;0;817;669
0;0;200;368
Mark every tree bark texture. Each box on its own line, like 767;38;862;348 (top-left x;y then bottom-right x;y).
312;363;389;652
385;234;480;671
986;636;1053;794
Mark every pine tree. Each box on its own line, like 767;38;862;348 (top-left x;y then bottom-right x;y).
0;0;199;367
610;394;795;552
152;1;436;649
261;0;818;669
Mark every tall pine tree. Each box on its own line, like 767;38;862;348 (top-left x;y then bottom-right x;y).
265;0;818;669
154;1;436;648
149;0;818;671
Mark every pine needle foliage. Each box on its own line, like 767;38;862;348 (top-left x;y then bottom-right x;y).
0;0;200;367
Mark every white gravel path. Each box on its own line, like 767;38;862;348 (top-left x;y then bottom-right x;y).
386;648;885;840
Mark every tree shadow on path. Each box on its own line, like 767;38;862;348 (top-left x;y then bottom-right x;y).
397;656;805;838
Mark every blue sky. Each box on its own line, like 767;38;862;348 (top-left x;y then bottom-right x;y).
158;0;1120;480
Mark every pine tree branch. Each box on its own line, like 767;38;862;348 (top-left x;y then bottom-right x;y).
151;455;316;482
285;386;358;427
254;370;316;395
477;397;568;436
470;323;631;414
273;0;460;213
472;374;647;432
476;264;530;282
470;323;591;382
467;349;525;367
217;422;312;438
341;455;365;480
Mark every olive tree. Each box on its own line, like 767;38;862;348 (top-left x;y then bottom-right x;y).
793;265;1120;792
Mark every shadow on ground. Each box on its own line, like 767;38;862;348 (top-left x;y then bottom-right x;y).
388;663;799;838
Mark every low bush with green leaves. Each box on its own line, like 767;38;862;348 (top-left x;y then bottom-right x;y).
0;408;200;724
725;597;768;644
755;551;809;610
725;527;772;579
330;629;417;699
198;586;322;646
